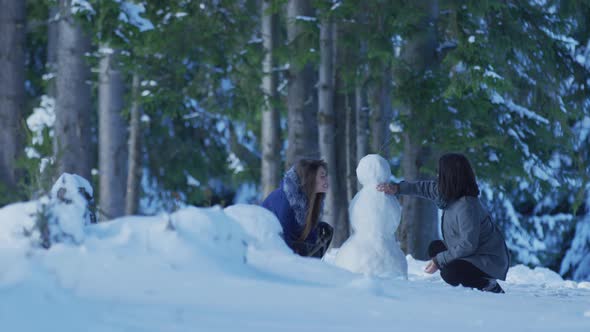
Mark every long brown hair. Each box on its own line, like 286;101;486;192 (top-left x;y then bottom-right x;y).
295;159;327;241
438;153;480;202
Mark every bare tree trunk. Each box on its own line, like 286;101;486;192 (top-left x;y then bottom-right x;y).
398;135;438;258
397;0;440;259
98;48;127;220
260;0;281;197
285;0;318;167
369;70;391;156
355;80;369;164
125;74;142;215
345;93;356;202
329;24;350;247
46;6;59;98
332;73;350;247
54;0;92;180
0;0;25;194
318;17;340;236
368;84;382;154
379;66;393;158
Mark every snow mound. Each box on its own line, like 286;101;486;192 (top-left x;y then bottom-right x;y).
0;201;37;249
0;201;37;287
170;206;249;266
507;264;569;287
2;199;590;331
224;204;290;253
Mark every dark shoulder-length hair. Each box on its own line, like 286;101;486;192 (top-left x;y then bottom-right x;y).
438;153;480;203
295;158;327;241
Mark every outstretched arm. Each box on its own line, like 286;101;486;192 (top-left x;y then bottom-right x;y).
399;181;440;202
377;180;440;202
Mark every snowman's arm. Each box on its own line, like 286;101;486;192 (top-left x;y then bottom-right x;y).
399;181;440;202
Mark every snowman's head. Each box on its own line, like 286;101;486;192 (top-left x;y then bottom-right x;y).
356;154;391;187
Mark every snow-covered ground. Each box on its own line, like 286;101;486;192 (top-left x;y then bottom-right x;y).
1;201;589;332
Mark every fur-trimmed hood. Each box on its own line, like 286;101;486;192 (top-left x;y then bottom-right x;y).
280;167;308;227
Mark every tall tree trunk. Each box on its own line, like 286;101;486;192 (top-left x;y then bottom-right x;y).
0;0;25;196
260;0;281;197
47;6;59;98
329;23;350;247
285;0;318;167
98;48;127;220
345;93;357;202
332;72;350;247
125;74;142;215
368;85;382;154
379;66;393;158
398;136;438;258
397;0;440;259
369;68;392;156
355;80;369;164
54;0;92;180
318;17;340;237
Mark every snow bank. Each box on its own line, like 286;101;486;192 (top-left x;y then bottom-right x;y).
1;197;590;332
0;201;37;288
224;204;290;253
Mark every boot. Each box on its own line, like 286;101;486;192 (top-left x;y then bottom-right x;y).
482;279;505;294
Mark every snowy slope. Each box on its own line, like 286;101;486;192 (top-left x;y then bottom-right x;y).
1;201;589;332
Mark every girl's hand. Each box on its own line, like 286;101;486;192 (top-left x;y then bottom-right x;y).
376;182;399;195
424;259;439;274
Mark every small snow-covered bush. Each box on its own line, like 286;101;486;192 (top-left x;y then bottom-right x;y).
26;173;96;248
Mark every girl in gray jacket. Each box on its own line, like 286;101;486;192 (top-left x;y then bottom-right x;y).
377;153;510;293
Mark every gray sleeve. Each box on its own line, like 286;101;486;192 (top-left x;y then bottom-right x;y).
435;203;481;268
399;181;440;202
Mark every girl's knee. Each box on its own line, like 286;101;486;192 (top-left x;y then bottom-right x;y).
440;269;461;286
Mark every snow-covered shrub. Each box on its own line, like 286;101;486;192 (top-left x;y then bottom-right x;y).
26;173;96;248
481;183;575;271
560;185;590;281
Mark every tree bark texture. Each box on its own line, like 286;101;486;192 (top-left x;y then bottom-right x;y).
54;0;93;180
397;0;440;259
285;0;319;167
260;0;281;198
98;49;127;220
0;0;25;192
318;17;340;241
329;24;350;247
125;74;142;215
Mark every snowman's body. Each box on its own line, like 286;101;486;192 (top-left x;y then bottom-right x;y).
334;154;408;279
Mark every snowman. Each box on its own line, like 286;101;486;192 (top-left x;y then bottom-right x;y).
333;154;408;279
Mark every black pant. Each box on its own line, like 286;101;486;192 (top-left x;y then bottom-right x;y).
428;240;491;290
